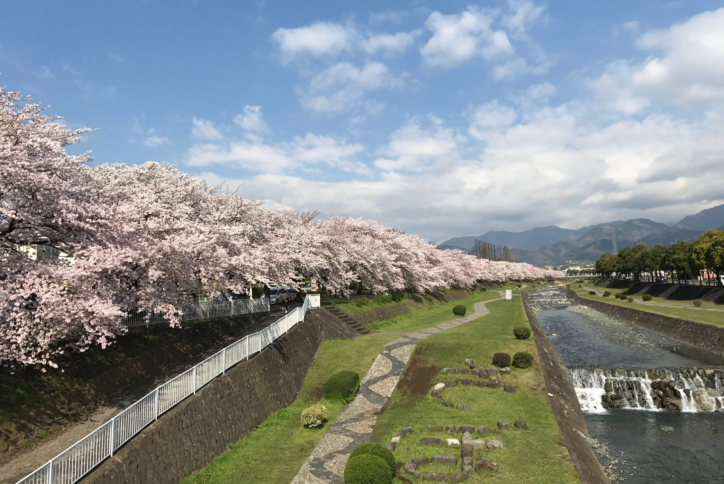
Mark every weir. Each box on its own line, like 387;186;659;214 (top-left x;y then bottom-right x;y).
570;367;724;413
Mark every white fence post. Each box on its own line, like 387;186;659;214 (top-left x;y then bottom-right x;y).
193;366;197;394
222;348;226;374
109;418;115;456
47;460;53;484
246;336;249;360
154;388;159;420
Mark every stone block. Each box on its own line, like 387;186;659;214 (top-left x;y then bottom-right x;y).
443;368;456;374
489;376;498;383
447;438;460;447
445;380;459;388
432;455;458;465
445;425;457;433
504;385;516;393
473;380;485;387
462;464;473;473
460;379;472;386
478;426;489;435
459;425;474;434
500;367;511;374
462;456;473;466
423;474;447;482
404;462;418;472
391;436;401;443
497;421;509;430
386;442;396;451
465;358;475;367
420;438;442;446
403;426;413;436
465;439;486;449
486;368;499;376
476;459;499;471
433;383;446;392
451;471;470;482
458;368;470;374
432;394;443;401
514;420;527;430
428;425;443;432
486;440;503;450
472;368;489;378
461;443;473;458
412;456;430;466
461;431;473;442
456;404;470;411
443;401;454;408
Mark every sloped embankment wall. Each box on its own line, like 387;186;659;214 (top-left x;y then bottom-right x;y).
83;311;353;484
522;293;611;484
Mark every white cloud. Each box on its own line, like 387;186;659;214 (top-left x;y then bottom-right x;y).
501;0;546;40
191;117;223;140
35;66;55;80
362;31;420;57
369;11;408;25
468;101;517;139
234;105;269;134
144;136;171;147
301;61;404;113
523;82;556;100
421;8;514;68
62;63;81;75
374;121;458;171
272;22;355;58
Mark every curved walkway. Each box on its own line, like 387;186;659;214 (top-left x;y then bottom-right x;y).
291;298;500;484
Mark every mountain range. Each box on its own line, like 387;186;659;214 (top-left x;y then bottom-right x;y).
440;204;724;266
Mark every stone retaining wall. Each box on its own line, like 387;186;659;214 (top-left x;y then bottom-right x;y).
597;281;724;303
83;310;352;484
568;289;724;356
522;292;610;484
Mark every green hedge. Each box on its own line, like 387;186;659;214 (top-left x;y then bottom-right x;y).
344;454;392;484
512;352;534;369
349;443;395;476
492;352;511;367
642;294;652;301
513;327;531;340
323;371;360;404
453;305;466;316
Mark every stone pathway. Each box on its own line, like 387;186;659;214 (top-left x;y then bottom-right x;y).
291;299;500;484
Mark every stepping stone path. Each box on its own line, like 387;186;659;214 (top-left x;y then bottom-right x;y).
291;299;499;484
430;359;516;409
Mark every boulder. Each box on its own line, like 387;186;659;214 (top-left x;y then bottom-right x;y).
428;425;444;432
500;367;511;374
504;385;516;393
443;401;454;408
487;440;504;450
472;368;489;378
405;467;421;478
432;455;458;465
451;471;470;482
412;457;431;466
465;358;475;367
433;383;446;392
514;420;527;430
462;456;472;467
423;473;447;482
476;460;499;471
386;442;396;451
443;368;456;374
489;376;499;383
458;368;470;375
456;404;471;411
465;439;486;449
391;436;401;443
486;368;499;376
461;443;473;458
478;426;489;435
461;431;473;442
459;425;475;434
705;369;715;379
460;379;472;386
420;438;442;446
405;462;418;472
447;438;460;447
462;464;473;474
497;421;509;430
473;380;486;387
402;426;413;436
432;394;443;401
445;425;457;433
446;380;459;388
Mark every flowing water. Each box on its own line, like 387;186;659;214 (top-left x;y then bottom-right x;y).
536;291;724;483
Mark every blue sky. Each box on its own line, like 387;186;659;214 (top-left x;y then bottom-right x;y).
2;0;724;242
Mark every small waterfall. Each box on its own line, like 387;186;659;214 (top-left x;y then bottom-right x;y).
569;368;724;413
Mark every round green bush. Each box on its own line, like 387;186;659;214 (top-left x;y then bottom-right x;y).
642;294;652;301
349;443;395;477
626;296;634;302
513;327;531;340
355;298;369;307
512;352;534;369
301;404;327;428
603;291;611;297
693;299;703;307
344;454;392;484
492;352;511;367
453;305;466;316
588;290;596;295
324;371;360;404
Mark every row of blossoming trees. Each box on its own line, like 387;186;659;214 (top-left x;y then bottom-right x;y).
0;85;561;367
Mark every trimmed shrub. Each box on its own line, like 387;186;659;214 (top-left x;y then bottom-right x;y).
603;291;611;297
642;294;653;301
453;305;466;316
324;371;360;404
391;291;406;302
626;296;634;302
513;327;531;340
492;352;511;367
588;290;596;295
693;299;703;307
512;352;534;369
344;454;392;484
301;404;327;428
578;284;583;288
355;298;369;308
349;443;395;477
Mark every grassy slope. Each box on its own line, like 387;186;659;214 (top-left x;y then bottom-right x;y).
183;334;398;484
368;291;501;333
370;298;579;484
572;284;724;329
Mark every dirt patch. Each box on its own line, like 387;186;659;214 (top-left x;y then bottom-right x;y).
395;354;439;397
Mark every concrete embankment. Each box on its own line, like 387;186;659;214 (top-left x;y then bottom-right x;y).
522;292;610;484
82;310;353;484
568;288;724;357
597;280;724;303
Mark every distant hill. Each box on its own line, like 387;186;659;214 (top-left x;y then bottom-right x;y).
674;204;724;231
441;203;724;266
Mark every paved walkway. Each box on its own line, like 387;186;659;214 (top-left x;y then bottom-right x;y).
291;298;500;484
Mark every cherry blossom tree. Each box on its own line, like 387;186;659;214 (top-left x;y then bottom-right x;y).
1;84;561;366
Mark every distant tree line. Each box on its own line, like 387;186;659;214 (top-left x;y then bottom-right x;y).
594;229;724;284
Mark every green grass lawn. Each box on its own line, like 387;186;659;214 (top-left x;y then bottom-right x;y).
572;284;724;329
368;291;501;333
370;299;579;483
183;334;398;484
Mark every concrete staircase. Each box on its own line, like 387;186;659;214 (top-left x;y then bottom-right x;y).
322;306;371;335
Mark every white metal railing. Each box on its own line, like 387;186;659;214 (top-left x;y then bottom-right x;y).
122;298;270;327
18;295;315;484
